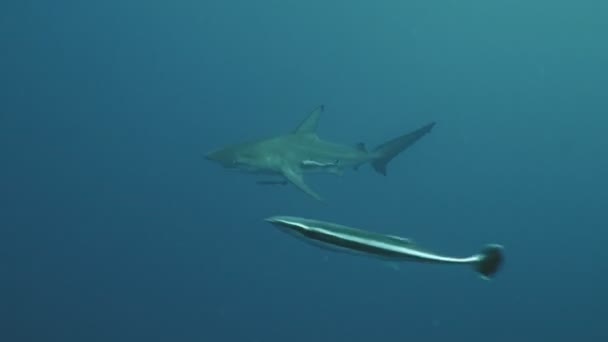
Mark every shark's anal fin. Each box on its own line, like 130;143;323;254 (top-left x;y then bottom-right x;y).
282;167;322;201
294;105;324;135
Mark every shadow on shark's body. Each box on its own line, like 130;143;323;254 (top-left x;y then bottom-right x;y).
205;105;435;200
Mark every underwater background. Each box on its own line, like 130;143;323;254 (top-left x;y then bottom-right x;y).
1;0;607;341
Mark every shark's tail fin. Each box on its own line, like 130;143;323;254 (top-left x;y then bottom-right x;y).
473;244;504;279
371;122;436;176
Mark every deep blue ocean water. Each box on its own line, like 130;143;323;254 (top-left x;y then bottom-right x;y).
1;1;607;341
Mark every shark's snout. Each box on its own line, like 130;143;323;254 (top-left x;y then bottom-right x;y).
204;148;225;161
203;151;216;161
204;148;239;169
203;152;219;165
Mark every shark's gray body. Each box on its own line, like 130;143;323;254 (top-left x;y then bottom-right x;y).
205;105;435;200
265;215;505;279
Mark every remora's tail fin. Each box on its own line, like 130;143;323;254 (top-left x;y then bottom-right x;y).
371;122;435;175
474;244;504;279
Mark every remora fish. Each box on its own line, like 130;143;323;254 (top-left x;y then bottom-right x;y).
205;105;435;201
265;216;504;279
300;159;343;175
300;158;340;169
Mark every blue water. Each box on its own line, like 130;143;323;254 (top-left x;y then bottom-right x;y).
2;1;607;341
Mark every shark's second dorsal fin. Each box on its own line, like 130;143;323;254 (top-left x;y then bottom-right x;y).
294;105;324;135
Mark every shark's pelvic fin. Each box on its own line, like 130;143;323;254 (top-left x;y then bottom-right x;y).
371;122;436;176
293;105;324;135
282;166;322;201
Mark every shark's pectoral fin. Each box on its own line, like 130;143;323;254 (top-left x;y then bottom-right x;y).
282;167;322;201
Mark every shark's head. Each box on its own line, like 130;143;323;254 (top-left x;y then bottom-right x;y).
204;144;269;173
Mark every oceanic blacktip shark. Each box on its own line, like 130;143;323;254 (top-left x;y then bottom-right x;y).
205;105;435;200
265;216;504;279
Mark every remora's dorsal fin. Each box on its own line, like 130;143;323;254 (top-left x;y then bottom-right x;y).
294;105;324;134
386;235;414;244
282;166;322;201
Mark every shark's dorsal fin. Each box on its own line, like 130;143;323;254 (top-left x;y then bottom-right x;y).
294;105;324;135
282;166;322;201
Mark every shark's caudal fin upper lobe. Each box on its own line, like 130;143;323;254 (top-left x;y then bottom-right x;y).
371;122;436;176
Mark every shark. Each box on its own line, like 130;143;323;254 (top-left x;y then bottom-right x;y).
205;105;435;200
265;215;505;279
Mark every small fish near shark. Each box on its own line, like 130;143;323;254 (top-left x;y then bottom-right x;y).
265;216;504;279
257;159;341;186
205;105;435;201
